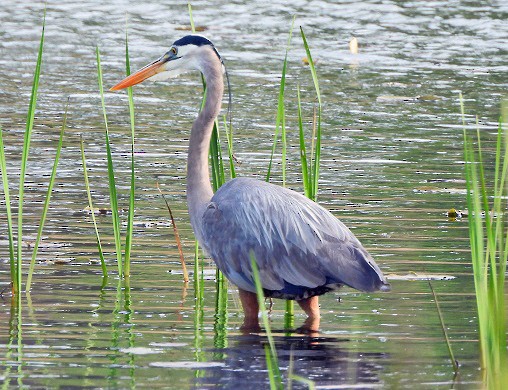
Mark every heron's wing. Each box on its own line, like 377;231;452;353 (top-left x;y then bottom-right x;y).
201;177;387;296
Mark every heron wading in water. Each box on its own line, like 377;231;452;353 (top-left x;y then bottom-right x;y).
111;35;390;332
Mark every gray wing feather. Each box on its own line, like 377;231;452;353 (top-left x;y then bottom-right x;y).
201;177;387;295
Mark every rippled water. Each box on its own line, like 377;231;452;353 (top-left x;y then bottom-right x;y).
1;0;507;388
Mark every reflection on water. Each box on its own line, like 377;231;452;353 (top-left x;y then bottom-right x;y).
198;334;386;388
0;269;481;388
1;0;506;387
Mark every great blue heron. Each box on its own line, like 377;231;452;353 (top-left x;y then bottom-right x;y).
111;35;390;332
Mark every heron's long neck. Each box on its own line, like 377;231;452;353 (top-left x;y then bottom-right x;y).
187;50;224;240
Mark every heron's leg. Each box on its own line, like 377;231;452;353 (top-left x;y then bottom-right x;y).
297;296;320;332
238;289;261;332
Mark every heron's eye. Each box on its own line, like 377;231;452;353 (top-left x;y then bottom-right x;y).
170;47;178;56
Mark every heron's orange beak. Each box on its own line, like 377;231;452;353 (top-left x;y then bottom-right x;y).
110;59;166;91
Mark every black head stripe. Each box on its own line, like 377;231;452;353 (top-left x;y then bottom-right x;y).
173;35;213;47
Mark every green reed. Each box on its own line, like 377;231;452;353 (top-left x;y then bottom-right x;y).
25;101;67;291
223;116;236;178
80;135;108;279
96;46;123;277
124;30;136;277
0;10;45;295
461;94;508;388
0;127;16;292
94;38;137;279
266;17;295;186
299;27;322;203
250;252;283;390
16;10;46;294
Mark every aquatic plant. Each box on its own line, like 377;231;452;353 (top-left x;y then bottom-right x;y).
26;103;67;291
0;10;47;295
96;46;123;277
124;30;136;278
87;34;137;280
80;135;108;280
250;252;283;390
16;10;46;295
298;27;322;203
0;127;16;293
266;18;294;186
461;94;508;388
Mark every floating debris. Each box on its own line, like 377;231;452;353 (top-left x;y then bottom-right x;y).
149;342;188;348
54;259;72;265
376;95;441;103
120;347;163;355
83;206;127;215
413;186;466;195
175;25;207;32
150;361;225;369
386;273;455;281
349;37;358;54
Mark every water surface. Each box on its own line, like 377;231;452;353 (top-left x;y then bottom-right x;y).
1;0;507;388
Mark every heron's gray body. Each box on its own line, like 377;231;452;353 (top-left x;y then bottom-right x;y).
200;177;388;300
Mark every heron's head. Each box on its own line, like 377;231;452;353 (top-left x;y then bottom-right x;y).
110;35;222;91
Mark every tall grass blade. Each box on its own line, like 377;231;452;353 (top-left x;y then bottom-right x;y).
223;116;236;179
80;135;107;278
300;27;322;202
96;46;123;276
15;8;46;294
124;29;136;278
188;3;195;32
0;127;16;293
209;119;225;192
264;344;280;390
297;85;310;198
461;93;508;388
299;28;321;107
250;252;283;389
26;101;68;291
266;17;295;183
